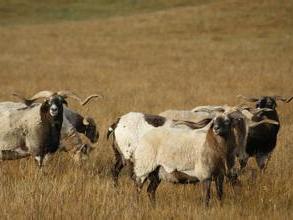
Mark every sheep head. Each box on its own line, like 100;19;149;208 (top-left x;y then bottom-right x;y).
237;95;293;109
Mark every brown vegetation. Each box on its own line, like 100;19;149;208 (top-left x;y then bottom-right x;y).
0;0;292;219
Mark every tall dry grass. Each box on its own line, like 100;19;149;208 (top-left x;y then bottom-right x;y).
0;0;292;219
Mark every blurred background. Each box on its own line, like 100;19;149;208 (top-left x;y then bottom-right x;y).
0;0;292;219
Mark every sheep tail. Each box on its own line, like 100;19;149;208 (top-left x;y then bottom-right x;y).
107;118;120;140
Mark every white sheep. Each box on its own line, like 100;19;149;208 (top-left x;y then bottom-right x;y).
132;111;279;206
107;112;211;186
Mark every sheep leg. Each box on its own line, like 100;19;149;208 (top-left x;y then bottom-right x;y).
202;178;211;207
262;153;272;172
126;160;134;180
215;174;224;201
226;153;239;185
147;167;161;208
255;154;269;170
133;175;147;203
35;155;45;168
258;153;272;173
239;157;249;170
35;154;52;166
112;154;124;187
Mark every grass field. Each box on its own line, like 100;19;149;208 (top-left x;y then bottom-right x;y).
0;0;292;219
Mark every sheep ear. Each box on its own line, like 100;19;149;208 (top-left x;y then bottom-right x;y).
58;96;68;106
40;100;50;113
62;99;68;106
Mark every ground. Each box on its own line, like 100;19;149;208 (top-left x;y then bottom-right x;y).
0;0;292;219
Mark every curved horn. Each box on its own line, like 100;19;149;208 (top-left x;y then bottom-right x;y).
30;91;55;100
193;108;213;113
173;118;213;129
272;96;287;102
286;96;293;103
193;106;225;113
237;95;259;102
249;119;279;128
212;107;226;112
12;93;34;106
57;91;82;103
81;94;103;106
273;96;293;103
12;91;55;106
252;108;274;114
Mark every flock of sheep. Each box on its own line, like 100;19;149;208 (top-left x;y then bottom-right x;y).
0;90;292;207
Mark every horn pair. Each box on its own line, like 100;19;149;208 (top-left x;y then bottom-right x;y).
13;90;103;106
237;95;293;103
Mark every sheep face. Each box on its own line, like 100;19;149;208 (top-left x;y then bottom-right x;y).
42;95;66;119
212;116;231;137
212;113;248;161
37;95;66;162
256;97;277;110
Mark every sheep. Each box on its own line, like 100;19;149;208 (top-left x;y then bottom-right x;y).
107;112;211;186
0;101;91;164
132;111;279;206
107;109;270;186
14;91;101;144
12;91;102;163
0;91;71;167
237;95;293;170
159;106;276;182
63;106;99;144
190;95;293;171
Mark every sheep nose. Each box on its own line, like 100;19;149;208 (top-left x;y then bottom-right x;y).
50;104;58;116
213;125;222;135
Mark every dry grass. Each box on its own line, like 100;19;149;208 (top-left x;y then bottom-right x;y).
0;0;292;219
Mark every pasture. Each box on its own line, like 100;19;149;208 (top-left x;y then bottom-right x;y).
0;0;292;219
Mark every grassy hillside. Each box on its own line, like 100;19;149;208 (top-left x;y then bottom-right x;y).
0;0;212;26
0;0;292;219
